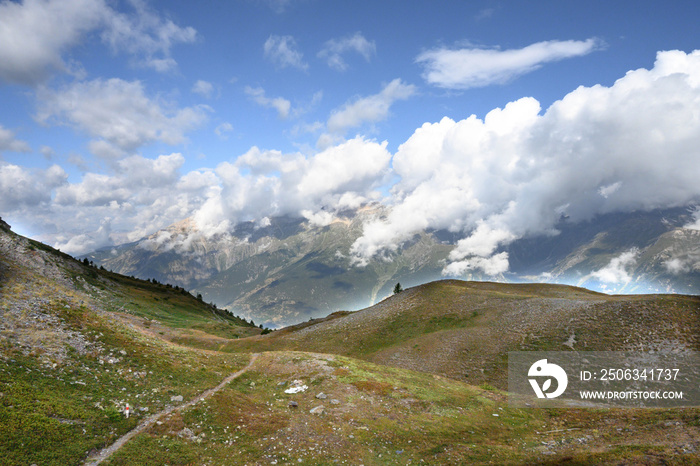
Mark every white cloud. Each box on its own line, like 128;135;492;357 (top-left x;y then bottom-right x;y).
0;163;66;210
664;257;690;275
192;80;214;98
0;0;196;85
262;0;293;14
416;38;602;89
54;218;112;255
685;208;700;230
99;0;196;72
588;249;639;284
0;125;31;153
40;145;54;159
264;35;307;71
54;153;184;206
0;0;106;85
36;78;209;152
193;137;391;237
215;122;234;139
351;50;700;275
318;32;376;71
301;209;335;227
244;86;292;119
321;79;416;145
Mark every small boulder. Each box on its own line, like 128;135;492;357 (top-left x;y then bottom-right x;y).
309;405;325;415
315;392;327;399
171;395;184;402
288;401;299;409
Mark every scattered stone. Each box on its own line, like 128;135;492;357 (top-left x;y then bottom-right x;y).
316;392;327;399
309;405;325;415
178;427;195;440
288;401;298;408
171;395;184;402
330;399;340;405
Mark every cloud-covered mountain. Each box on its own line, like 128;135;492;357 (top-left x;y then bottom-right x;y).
87;204;700;328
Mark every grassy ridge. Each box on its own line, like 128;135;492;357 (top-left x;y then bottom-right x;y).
225;280;700;389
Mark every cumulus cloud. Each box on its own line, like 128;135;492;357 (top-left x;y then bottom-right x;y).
215;122;234;139
588;249;639;284
54;153;184;206
0;0;106;84
264;35;307;71
33;153;212;253
319;79;416;147
0;163;66;210
244;86;292;119
416;38;602;89
318;32;376;71
664;257;690;275
351;49;700;275
193;137;391;236
192;80;214;98
685;208;700;230
54;217;113;255
99;0;196;72
36;78;209;153
0;0;196;85
0;125;31;153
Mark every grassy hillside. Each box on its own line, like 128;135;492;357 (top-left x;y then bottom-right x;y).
0;225;255;465
226;280;700;389
2;223;699;464
100;351;700;465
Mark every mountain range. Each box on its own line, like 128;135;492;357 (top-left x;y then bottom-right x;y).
86;204;700;327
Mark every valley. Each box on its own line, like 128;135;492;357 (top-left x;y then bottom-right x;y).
1;223;699;465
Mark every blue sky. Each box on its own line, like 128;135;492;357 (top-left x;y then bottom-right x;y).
2;0;700;279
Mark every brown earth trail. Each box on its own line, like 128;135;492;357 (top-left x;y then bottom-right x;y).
84;353;260;465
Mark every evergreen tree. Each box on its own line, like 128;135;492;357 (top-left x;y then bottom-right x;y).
393;282;403;294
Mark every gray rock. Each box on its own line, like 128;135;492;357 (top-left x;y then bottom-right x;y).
288;401;298;408
309;405;325;415
316;392;327;399
330;399;340;405
170;395;184;402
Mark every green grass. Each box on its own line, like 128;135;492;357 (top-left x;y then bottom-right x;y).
0;306;249;466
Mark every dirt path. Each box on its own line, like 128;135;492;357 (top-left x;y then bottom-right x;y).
84;353;260;465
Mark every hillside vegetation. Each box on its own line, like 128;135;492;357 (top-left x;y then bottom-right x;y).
0;225;254;465
2;223;699;464
227;280;700;388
